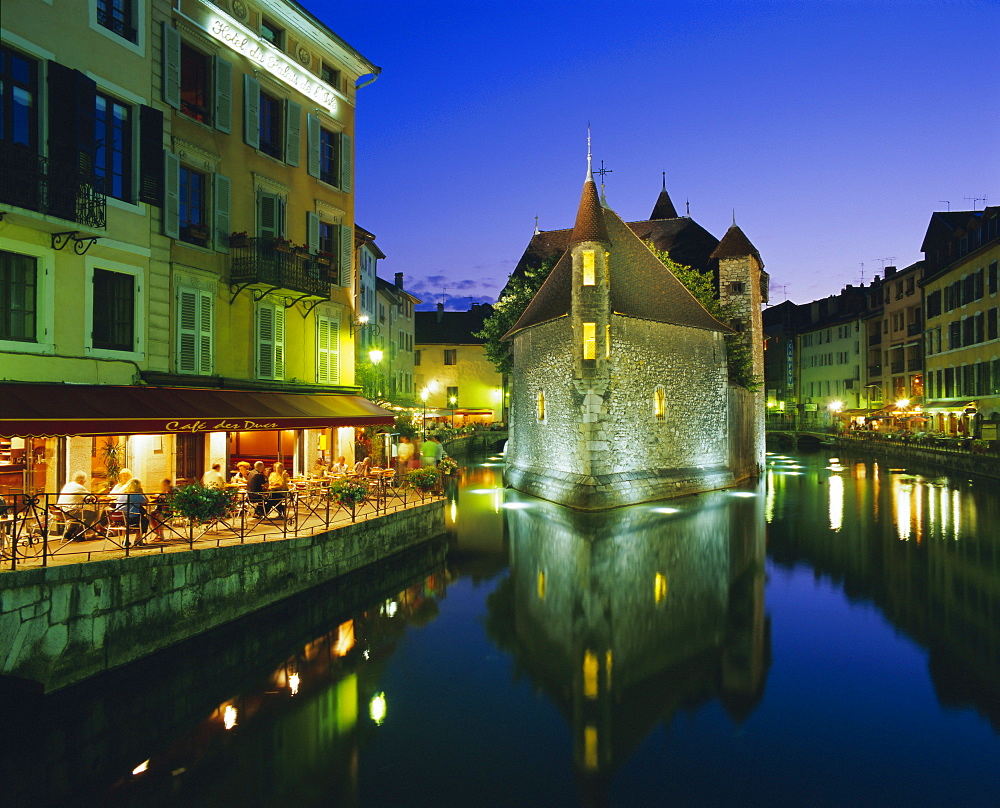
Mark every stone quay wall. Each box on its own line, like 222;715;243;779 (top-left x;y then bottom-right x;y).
830;435;1000;479
0;501;445;693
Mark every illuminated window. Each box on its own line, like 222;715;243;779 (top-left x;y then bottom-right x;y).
584;725;598;770
605;323;611;358
180;43;210;123
536;390;545;421
258;90;283;159
583;651;598;699
537;570;546;599
582;322;596;360
654;572;667;603
582;250;595;285
654;387;666;420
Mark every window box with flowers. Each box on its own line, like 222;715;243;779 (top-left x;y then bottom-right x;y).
316;251;335;266
327;478;369;521
272;237;293;253
229;231;249;247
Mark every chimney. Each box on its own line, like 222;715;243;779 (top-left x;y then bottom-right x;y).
436;302;444;323
395;272;403;289
885;266;897;276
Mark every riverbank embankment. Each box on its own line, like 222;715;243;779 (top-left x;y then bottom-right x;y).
1;501;444;693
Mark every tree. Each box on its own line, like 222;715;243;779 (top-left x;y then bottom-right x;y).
475;258;557;375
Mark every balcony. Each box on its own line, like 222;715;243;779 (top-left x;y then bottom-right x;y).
228;238;332;302
0;142;106;229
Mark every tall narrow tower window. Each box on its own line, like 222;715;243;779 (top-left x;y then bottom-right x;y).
582;250;595;286
536;390;546;422
582;322;596;360
653;387;666;420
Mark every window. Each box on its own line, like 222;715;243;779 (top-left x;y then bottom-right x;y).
988;308;998;341
0;46;37;150
653;387;666;421
536;391;545;422
95;93;132;202
321;63;340;90
179;166;208;246
319;127;339;185
97;0;137;43
256;303;285;379
926;290;941;319
974;269;985;301
317;314;340;384
180;43;210;123
176;287;212;374
444;349;457;365
259;91;282;159
582;322;596;360
0;251;37;342
261;18;284;48
730;281;746;294
414;349;421;366
582;250;595;286
92;268;134;351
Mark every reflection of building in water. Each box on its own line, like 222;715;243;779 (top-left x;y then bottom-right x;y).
486;491;769;786
766;455;1000;730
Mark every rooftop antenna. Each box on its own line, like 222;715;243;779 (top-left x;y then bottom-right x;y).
858;262;865;284
964;195;988;210
774;284;789;301
938;200;951;212
534;215;540;235
873;257;896;271
685;198;690;217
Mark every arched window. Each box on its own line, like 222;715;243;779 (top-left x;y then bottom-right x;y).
653;387;666;421
536;390;546;422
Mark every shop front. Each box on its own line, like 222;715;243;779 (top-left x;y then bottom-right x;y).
0;383;394;496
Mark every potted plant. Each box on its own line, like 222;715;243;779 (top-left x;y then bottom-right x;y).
168;482;235;523
328;478;369;521
294;243;311;257
229;230;249;247
187;224;210;241
316;250;335;266
405;467;439;498
273;236;293;253
438;456;458;476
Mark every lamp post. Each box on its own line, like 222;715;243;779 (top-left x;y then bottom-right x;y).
827;400;844;433
368;348;383;400
420;388;429;440
449;395;456;428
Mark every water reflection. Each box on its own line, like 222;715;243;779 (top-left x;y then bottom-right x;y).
482;485;770;789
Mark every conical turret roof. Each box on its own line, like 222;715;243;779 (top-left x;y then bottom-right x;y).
650;188;679;220
710;224;763;266
570;179;609;245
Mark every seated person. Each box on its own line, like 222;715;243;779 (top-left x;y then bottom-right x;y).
231;461;252;485
57;471;95;541
114;477;150;541
330;456;349;475
246;461;268;517
202;463;226;489
267;462;290;516
354;456;371;477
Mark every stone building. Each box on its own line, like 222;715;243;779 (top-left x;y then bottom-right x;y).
502;165;766;509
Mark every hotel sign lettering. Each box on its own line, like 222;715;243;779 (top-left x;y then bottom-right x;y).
206;17;339;115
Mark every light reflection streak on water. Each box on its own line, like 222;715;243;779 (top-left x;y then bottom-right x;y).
828;473;843;532
952;489;962;538
765;469;775;523
894;476;912;541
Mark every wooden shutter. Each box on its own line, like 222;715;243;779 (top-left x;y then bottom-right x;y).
214;57;232;134
338;224;352;287
307;212;319;252
284;99;301;166
138;105;164;206
162;23;181;110
306;113;320;179
214;173;231;252
273;305;285;380
339;132;352;193
317;315;332;384
257;304;274;379
198;291;213;374
177;288;198;374
258;191;284;239
163;151;180;238
243;74;259;149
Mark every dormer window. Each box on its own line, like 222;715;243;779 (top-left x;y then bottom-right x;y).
582;250;595;286
261;18;284;48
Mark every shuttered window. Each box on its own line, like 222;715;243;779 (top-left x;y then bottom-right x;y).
258;191;285;240
257;302;285;380
316;314;340;384
176;287;213;375
92;268;134;352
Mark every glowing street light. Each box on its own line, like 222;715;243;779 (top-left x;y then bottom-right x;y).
449;395;457;428
420;388;429;439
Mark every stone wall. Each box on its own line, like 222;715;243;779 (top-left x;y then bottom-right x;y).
507;314;734;508
0;502;445;693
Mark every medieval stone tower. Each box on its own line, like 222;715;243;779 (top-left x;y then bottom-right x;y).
502;161;766;509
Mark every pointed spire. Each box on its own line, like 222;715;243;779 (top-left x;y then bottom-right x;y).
534;215;540;235
732;209;737;226
586;123;593;182
710;223;763;265
571;135;609;245
651;173;678;220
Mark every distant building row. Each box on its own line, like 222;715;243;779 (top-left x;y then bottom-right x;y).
764;206;1000;437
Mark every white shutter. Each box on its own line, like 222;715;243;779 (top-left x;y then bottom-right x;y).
177;288;198;373
338;224;352;287
198;291;213;374
339;132;352;193
285;100;301;166
162;23;180;110
317;315;331;384
257;304;274;379
164;151;180;238
307;212;320;253
273;305;285;380
214;173;231;253
214;57;232;133
306;113;320;179
243;74;259;149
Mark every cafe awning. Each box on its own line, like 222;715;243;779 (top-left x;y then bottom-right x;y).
0;383;395;438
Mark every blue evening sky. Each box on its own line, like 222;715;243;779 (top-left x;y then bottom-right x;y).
318;0;999;310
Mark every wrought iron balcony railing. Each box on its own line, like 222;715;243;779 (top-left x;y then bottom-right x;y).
0;142;106;229
228;237;332;299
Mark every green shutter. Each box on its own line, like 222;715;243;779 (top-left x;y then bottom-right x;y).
307;212;319;253
285;100;301;166
317;315;331;384
164;151;180;239
257;304;274;379
258;192;279;239
306;114;320;179
198;291;213;374
273;305;285;380
243;74;259;149
339;133;352;193
162;23;180;110
214;173;231;253
177;288;198;373
214;57;232;133
338;224;352;287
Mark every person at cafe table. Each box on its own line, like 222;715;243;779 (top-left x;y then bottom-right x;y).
246;461;267;517
115;477;150;541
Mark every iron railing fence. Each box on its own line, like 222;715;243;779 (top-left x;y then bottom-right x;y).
228;237;332;298
0;477;446;572
0;142;106;228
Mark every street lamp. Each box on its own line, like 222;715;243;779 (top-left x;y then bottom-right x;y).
420;388;429;440
368;348;383;399
449;395;456;428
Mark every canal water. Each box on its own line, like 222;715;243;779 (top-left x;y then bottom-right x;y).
5;450;999;807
